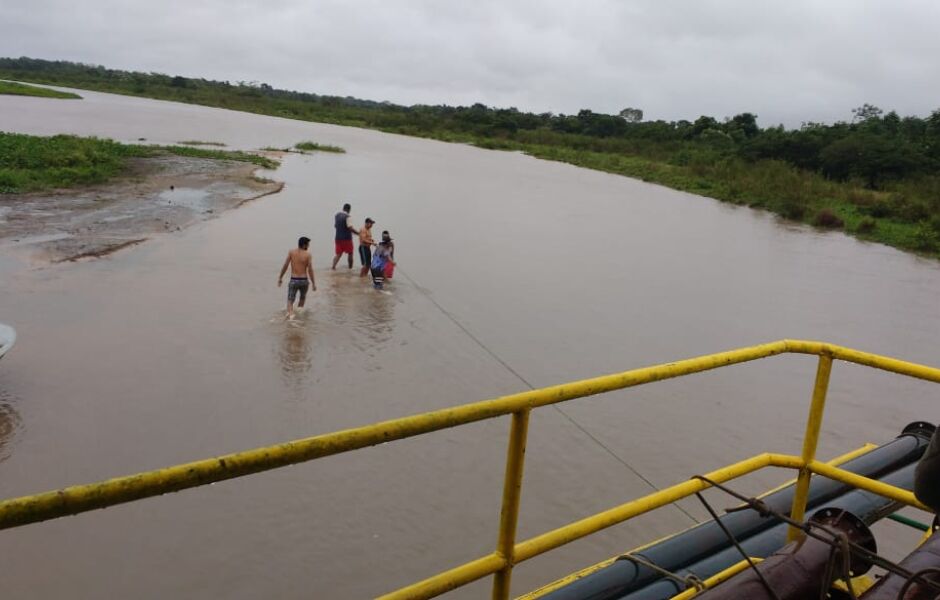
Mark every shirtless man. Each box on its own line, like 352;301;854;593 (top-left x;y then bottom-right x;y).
358;217;376;277
278;236;317;319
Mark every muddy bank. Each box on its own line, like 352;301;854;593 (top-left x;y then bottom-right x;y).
0;154;282;263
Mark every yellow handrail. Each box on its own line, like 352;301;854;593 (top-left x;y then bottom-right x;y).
0;339;938;599
515;443;879;600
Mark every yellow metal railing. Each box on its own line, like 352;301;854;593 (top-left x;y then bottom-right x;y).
0;340;938;599
517;443;879;600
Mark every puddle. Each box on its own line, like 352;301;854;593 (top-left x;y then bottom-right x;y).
158;187;213;212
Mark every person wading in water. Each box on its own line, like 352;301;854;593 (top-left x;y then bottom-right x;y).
370;231;395;290
358;217;376;277
331;203;358;270
278;236;317;319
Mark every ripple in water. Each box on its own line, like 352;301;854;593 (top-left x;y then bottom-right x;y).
0;391;23;463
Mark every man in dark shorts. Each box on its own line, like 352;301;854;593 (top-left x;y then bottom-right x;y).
358;217;375;277
278;236;316;319
331;203;358;270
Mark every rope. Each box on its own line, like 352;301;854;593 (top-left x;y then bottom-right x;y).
815;522;858;600
691;475;940;597
398;266;700;524
616;552;705;592
896;567;940;600
693;491;782;600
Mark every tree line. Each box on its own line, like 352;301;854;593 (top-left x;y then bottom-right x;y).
2;56;939;254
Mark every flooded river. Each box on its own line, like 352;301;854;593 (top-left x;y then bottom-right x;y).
1;89;939;598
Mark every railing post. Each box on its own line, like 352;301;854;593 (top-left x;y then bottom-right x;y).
788;354;833;541
492;409;531;600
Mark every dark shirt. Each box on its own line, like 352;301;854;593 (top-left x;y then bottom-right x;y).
335;212;352;241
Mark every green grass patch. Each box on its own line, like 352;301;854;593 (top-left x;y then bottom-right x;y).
0;132;278;194
294;141;345;153
0;80;81;99
177;140;227;147
146;144;279;170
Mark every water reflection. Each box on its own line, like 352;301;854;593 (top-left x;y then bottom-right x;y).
359;289;396;349
275;314;314;385
0;390;22;463
269;272;400;388
323;271;398;353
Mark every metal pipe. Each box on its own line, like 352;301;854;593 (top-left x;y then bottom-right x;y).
808;460;927;510
621;463;918;600
377;553;507;600
492;409;531;600
668;559;761;600
378;454;797;600
0;340;799;531
886;513;931;532
513;454;802;563
856;525;940;598
788;354;833;542
783;340;940;385
0;340;937;600
693;509;876;600
2;340;938;534
534;428;932;600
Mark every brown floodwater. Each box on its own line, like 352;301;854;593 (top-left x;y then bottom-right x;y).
1;89;939;599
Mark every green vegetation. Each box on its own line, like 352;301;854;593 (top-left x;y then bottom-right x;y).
0;80;81;99
0;132;278;194
2;57;940;256
294;141;345;153
158;144;278;170
177;140;227;147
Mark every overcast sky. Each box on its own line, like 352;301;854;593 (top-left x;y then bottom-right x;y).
3;0;939;127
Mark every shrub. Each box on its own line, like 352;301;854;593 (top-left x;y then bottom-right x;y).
814;208;844;229
856;217;877;234
778;197;807;220
864;199;895;219
294;141;345;153
913;221;939;251
671;149;692;166
846;188;874;206
475;139;515;150
897;199;930;222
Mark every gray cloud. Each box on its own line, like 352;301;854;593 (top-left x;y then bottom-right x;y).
2;0;938;126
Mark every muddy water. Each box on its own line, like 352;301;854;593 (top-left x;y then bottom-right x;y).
1;89;939;599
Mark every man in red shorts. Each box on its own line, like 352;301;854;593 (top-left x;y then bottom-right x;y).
331;203;358;270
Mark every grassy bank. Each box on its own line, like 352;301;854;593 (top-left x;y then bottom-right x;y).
518;144;937;255
2;57;939;257
294;141;345;153
0;132;278;194
178;140;227;147
0;80;81;99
